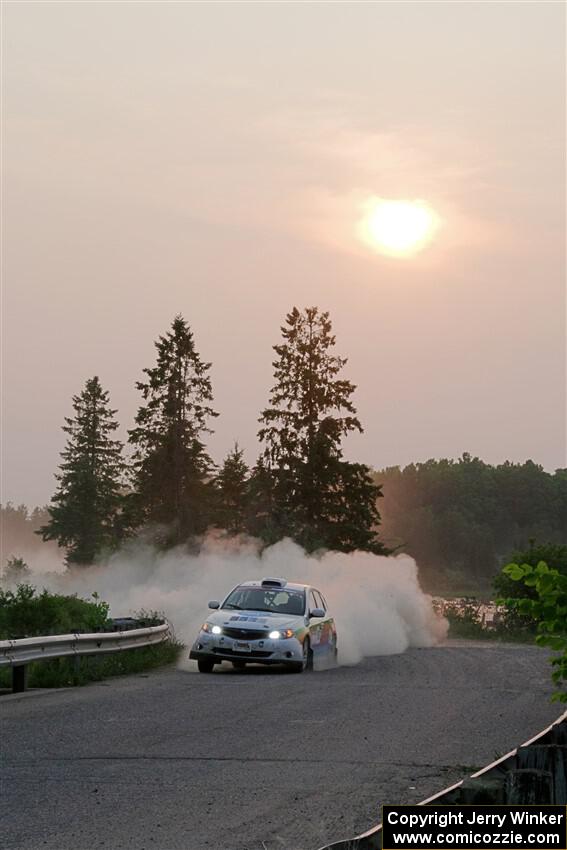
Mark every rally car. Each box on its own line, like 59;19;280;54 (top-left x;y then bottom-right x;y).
189;577;337;673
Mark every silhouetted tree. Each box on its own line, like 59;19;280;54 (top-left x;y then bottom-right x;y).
258;306;385;553
128;315;217;546
39;377;125;565
244;457;280;543
213;444;249;535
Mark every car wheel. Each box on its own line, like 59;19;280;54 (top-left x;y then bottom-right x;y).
232;661;246;670
197;659;215;673
291;637;312;673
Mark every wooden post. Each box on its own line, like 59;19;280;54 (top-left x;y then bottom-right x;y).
12;665;27;693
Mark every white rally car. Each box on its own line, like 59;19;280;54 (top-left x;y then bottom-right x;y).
189;577;337;673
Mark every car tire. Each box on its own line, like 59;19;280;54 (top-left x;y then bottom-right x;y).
291;637;312;673
197;659;215;673
232;661;246;670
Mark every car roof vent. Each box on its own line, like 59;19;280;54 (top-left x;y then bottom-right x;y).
261;577;287;588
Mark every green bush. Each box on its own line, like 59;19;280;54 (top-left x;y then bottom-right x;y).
437;597;535;643
0;584;109;640
494;542;567;600
494;542;567;634
0;584;110;639
504;560;567;702
0;585;184;688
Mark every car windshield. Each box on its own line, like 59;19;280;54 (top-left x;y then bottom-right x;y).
222;587;305;616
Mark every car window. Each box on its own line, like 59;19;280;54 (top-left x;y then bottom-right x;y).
309;590;319;612
222;586;305;616
313;590;326;612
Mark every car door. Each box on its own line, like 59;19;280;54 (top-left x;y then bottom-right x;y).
308;588;330;647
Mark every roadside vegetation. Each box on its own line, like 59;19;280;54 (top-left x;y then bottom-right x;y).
0;641;182;690
437;542;567;644
0;306;564;623
438;598;535;643
0;584;110;638
374;459;566;596
0;584;183;689
503;559;567;702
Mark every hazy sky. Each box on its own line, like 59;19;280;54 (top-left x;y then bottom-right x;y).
2;1;565;507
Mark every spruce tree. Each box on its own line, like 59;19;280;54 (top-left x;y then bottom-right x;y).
213;444;249;535
128;315;217;546
245;457;280;542
39;376;125;565
258;306;386;553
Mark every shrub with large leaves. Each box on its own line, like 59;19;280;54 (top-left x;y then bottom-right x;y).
504;560;567;702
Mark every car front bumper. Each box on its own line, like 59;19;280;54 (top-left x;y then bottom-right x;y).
189;633;305;665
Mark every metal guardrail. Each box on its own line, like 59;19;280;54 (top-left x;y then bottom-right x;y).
317;710;567;850
0;622;170;693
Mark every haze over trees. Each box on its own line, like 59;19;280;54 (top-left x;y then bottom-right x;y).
3;310;564;584
375;456;567;592
1;504;51;561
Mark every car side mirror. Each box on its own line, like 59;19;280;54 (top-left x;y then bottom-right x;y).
309;607;325;619
208;600;220;609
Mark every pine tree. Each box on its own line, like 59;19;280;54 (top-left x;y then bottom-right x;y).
128;315;218;546
39;376;125;565
213;444;249;535
245;457;280;542
258;306;386;553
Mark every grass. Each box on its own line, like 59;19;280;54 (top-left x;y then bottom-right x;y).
0;639;184;689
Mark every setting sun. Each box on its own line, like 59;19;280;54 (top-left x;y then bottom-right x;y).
359;198;440;257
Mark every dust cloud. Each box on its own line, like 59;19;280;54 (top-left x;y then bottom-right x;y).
17;535;447;666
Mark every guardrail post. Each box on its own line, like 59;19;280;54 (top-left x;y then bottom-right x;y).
72;654;81;685
12;665;27;693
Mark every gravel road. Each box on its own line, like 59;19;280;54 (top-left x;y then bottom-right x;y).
0;641;559;850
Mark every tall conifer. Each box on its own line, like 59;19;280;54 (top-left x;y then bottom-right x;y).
213;444;249;535
128;315;217;545
40;376;125;565
258;307;386;553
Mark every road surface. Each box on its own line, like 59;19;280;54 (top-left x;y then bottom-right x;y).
0;641;559;850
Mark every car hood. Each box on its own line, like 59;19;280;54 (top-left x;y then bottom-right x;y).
204;609;303;632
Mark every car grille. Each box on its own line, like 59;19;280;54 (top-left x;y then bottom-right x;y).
213;648;273;658
222;628;269;640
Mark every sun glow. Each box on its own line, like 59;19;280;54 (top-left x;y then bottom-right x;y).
359;198;439;257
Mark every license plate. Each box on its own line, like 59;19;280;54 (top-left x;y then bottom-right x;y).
235;641;251;652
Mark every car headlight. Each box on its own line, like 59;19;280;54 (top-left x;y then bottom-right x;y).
201;623;222;635
269;629;294;640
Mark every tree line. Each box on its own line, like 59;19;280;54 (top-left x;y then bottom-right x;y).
375;457;567;592
37;308;386;566
4;310;564;586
